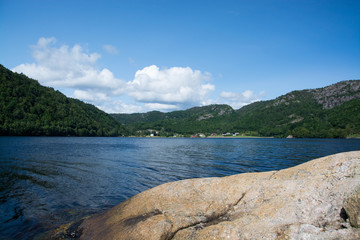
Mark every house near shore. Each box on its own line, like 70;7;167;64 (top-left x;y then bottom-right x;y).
147;129;159;136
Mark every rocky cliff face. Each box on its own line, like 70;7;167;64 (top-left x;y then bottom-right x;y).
46;151;360;240
271;80;360;110
309;80;360;109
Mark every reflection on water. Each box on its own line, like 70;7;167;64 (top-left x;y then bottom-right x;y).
0;137;359;239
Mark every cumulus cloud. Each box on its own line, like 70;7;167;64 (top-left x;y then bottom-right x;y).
73;89;111;102
12;37;124;89
220;90;265;109
12;37;216;113
11;37;265;113
97;100;144;114
144;103;179;111
103;44;118;55
127;65;215;107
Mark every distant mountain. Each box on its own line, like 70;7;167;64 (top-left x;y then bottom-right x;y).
309;80;360;109
234;80;360;138
111;111;167;125
2;62;358;138
111;104;235;136
111;104;234;124
112;80;360;138
0;64;126;136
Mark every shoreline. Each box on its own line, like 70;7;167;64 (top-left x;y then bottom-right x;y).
1;135;360;139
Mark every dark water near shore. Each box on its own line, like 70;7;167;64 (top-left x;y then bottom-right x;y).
1;137;359;239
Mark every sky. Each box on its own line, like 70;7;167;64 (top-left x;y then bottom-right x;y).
0;0;359;113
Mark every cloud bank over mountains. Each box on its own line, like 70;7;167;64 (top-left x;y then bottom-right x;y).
220;90;266;109
12;37;264;113
128;65;214;107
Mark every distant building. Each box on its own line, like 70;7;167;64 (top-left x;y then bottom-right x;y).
147;129;159;136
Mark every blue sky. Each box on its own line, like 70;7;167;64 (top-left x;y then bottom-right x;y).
1;0;359;113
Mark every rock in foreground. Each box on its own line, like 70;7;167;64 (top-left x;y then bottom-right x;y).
46;151;360;240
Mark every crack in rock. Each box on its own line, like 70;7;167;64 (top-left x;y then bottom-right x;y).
167;192;247;240
268;171;279;180
123;209;163;227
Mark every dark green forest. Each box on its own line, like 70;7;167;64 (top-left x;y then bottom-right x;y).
112;81;360;138
0;64;126;136
1;64;359;138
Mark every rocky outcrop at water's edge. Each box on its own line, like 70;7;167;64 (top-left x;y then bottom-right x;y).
45;151;360;239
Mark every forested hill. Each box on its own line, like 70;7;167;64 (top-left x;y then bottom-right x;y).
0;65;126;136
111;104;235;135
1;62;359;138
234;80;360;138
112;80;360;138
111;104;234;125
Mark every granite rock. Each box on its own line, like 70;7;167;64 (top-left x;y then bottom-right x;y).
46;151;360;240
344;186;360;228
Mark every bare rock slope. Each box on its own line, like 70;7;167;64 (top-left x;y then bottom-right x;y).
47;151;360;240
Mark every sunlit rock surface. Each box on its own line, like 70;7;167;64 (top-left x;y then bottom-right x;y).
46;151;360;240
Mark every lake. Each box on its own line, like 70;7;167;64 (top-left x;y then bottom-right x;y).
1;137;359;239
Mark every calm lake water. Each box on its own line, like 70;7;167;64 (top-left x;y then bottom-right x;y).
1;137;359;239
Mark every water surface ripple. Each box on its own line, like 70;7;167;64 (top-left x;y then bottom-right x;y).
0;137;359;239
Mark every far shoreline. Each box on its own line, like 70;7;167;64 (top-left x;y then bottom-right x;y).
1;135;360;139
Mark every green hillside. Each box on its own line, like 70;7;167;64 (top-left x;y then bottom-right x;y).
1;63;359;138
232;81;360;138
111;104;235;136
0;65;126;136
111;111;167;125
112;81;360;138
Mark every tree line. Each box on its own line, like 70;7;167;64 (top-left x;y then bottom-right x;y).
1;64;359;138
0;65;126;136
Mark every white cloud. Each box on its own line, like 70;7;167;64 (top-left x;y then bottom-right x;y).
97;100;144;114
220;91;238;100
103;44;118;55
12;37;124;89
73;89;111;102
11;37;266;113
144;103;179;111
127;65;215;107
220;90;265;109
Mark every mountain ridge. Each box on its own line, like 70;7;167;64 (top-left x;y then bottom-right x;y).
111;80;360;138
1;63;359;138
309;80;360;109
